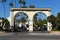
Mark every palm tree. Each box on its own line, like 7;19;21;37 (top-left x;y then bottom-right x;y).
12;0;14;7
9;2;13;8
21;0;26;6
18;0;26;8
1;0;6;18
21;6;27;8
18;0;22;7
15;0;16;8
29;4;35;8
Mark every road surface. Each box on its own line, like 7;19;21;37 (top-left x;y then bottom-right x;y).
0;32;60;40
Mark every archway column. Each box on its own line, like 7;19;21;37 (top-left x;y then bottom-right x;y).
28;13;34;32
29;20;33;32
47;22;52;32
10;11;14;29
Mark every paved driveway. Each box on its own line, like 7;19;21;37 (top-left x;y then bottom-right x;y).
0;32;60;40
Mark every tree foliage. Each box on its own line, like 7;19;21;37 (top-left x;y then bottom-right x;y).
47;15;56;22
1;0;6;2
47;15;56;29
1;0;6;18
9;2;13;8
29;4;35;8
21;6;28;8
0;18;10;30
34;14;47;27
56;12;60;27
18;0;27;8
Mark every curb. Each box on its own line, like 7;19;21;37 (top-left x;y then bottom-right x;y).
50;31;60;35
0;31;6;34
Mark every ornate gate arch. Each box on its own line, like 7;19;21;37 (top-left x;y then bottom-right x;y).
8;8;52;32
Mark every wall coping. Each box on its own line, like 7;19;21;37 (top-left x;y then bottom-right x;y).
10;8;51;11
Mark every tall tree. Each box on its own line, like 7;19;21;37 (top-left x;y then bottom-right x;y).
9;2;13;8
21;6;27;8
18;0;27;8
9;0;14;8
21;17;27;23
47;15;56;29
15;0;16;8
56;12;60;30
1;0;6;18
12;0;14;7
29;4;35;8
15;13;28;24
33;14;38;27
47;15;56;22
33;14;37;23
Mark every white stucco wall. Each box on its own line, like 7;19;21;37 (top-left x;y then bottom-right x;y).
7;8;52;32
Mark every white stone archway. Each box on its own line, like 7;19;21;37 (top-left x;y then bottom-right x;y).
8;8;52;32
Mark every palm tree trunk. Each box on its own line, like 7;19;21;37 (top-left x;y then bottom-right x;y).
15;0;16;8
12;0;14;8
3;2;6;18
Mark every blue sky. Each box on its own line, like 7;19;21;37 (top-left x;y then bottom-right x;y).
0;0;60;18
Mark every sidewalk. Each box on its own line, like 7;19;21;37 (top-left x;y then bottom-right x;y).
28;31;60;36
0;31;60;36
0;31;6;34
50;31;60;35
